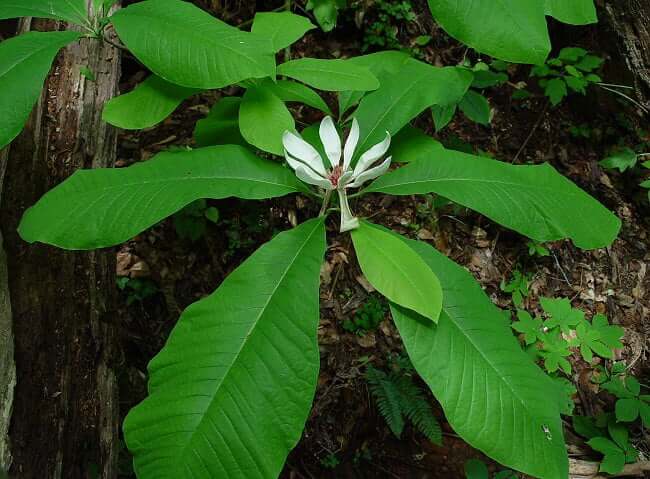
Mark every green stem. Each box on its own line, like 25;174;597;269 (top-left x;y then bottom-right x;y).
283;0;292;63
319;190;332;216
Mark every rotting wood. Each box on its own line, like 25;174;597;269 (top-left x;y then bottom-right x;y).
602;0;650;111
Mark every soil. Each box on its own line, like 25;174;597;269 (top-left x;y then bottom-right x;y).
106;2;650;478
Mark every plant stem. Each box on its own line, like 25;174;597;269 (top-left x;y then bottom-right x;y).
283;0;292;63
319;190;332;216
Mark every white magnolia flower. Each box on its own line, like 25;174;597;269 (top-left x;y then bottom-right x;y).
282;116;391;233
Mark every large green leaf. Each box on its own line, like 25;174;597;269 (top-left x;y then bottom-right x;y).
124;218;326;479
110;0;275;89
0;31;81;149
19;146;307;249
363;143;620;249
277;58;379;92
353;60;472;154
102;75;199;130
239;86;295;155
427;0;550;64
263;79;332;115
545;0;597;25
0;0;89;25
389;126;444;163
251;11;315;52
351;221;442;323
338;50;411;116
391;239;568;479
193;97;246;147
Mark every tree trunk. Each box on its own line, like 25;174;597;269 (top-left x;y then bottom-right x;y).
0;3;121;477
0;159;15;474
602;0;650;111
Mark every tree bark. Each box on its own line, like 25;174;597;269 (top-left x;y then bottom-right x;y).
0;4;121;478
602;0;650;111
0;157;15;474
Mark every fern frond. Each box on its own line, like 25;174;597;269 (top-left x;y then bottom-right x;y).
394;374;442;445
366;366;405;438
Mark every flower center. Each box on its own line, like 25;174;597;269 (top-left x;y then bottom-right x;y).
328;165;343;187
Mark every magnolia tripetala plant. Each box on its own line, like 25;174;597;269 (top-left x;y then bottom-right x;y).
19;112;620;479
4;1;614;478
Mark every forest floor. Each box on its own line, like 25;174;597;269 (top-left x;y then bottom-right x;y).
112;2;650;478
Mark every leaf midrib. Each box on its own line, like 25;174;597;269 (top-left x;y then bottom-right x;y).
64;174;302;196
368;175;580;197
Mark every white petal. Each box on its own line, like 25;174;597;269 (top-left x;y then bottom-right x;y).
319;116;342;168
342;117;359;171
337;171;354;189
295;165;334;190
337;189;360;233
353;131;391;177
282;130;327;176
347;157;392;189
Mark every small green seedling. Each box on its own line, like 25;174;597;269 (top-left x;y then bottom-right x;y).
574;414;638;475
531;47;604;106
500;269;531;307
602;375;650;426
343;295;386;335
172;199;220;241
464;458;518;479
527;240;550;257
116;277;159;305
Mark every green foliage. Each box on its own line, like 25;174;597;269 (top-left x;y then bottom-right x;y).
4;4;623;476
391;237;569;479
574;414;638;475
110;0;275;89
541;297;583;334
599;147;640;173
575;314;624;363
320;453;340;469
103;75;198;130
193;97;246;148
527;240;550;257
277;58;379;92
464;459;518;479
531;47;604;106
117;277;159;306
459;90;491;125
365;362;442;444
251;11;315;52
352;221;442;324
343;295;386;335
263;79;332;115
306;0;346;32
364;142;621;249
511;310;543;345
511;298;624;375
602;376;650;426
500;270;531;307
353;59;473;152
0;31;81;149
0;0;90;25
172;199;220;242
360;0;416;52
240;86;295;155
18;146;307;249
124;219;327;478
